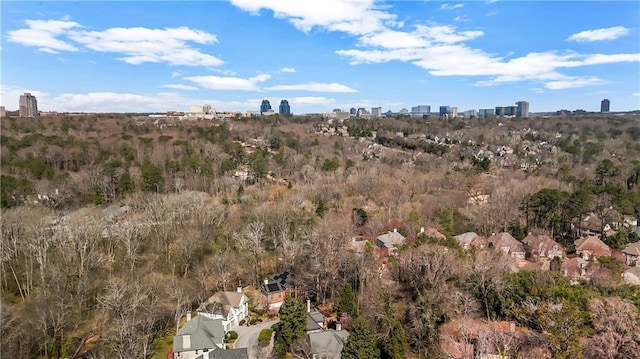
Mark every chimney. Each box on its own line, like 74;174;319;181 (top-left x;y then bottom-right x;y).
393;228;397;233
336;322;342;331
236;285;242;293
264;278;268;285
307;299;311;313
420;227;425;234
182;334;191;349
186;312;191;322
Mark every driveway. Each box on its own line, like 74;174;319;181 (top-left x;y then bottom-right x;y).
233;319;279;358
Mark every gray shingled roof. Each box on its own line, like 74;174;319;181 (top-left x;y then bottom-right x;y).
198;291;246;318
376;231;406;248
308;330;350;359
194;347;249;359
173;316;225;353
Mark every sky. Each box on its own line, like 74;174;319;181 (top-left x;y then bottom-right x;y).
1;1;639;114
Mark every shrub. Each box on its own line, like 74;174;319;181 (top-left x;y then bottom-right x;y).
227;331;238;340
258;328;273;347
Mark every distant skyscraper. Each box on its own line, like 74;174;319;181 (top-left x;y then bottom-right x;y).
19;93;38;117
516;101;529;118
279;99;291;115
349;108;357;116
601;99;610;113
439;106;450;117
371;107;382;118
411;105;430;117
495;106;507;116
260;99;271;114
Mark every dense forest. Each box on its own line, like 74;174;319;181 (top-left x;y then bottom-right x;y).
1;113;640;358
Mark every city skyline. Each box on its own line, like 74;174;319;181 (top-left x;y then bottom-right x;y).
1;1;639;114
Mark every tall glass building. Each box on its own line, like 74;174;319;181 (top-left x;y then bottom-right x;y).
260;99;271;114
279;99;291;115
19;92;38;117
516;101;529;118
600;99;610;113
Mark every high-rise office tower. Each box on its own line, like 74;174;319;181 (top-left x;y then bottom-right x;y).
516;101;529;118
411;105;430;117
279;99;291;115
439;106;450;117
19;93;38;117
260;99;272;114
600;99;610;113
371;107;382;118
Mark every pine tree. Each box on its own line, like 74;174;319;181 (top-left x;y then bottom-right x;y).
382;320;407;359
337;283;358;317
275;296;306;358
341;319;380;359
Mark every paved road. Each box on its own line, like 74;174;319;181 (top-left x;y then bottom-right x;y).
233;319;279;358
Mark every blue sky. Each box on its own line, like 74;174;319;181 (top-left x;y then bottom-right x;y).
1;1;639;114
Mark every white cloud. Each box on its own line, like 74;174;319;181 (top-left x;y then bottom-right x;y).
289;96;337;107
8;19;222;66
7;19;80;53
161;84;199;91
184;74;271;91
568;26;629;42
544;76;604;90
439;4;464;10
68;26;222;66
278;67;296;73
230;0;395;35
265;82;358;93
229;1;640;90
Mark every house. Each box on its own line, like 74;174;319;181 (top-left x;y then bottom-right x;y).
622;242;640;266
306;310;326;334
562;257;589;284
307;329;349;359
197;289;249;333
574;235;612;260
375;229;406;256
304;301;349;359
487;232;526;259
522;234;564;260
418;227;447;240
454;232;487;250
173;315;225;359
260;271;295;315
623;267;640;285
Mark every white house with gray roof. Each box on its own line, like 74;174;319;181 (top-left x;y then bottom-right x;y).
173;315;225;359
198;289;249;332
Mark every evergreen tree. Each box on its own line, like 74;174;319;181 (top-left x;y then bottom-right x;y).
382;320;407;359
337;283;358;317
275;296;306;358
341;319;380;359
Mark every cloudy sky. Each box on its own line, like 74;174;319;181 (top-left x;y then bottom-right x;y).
1;1;639;114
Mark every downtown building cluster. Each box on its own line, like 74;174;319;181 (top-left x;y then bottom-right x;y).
327;100;531;120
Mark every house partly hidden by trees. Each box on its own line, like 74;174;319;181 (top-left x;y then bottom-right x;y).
260;271;296;315
197;289;249;333
375;228;406;256
574;235;612;261
486;232;526;259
